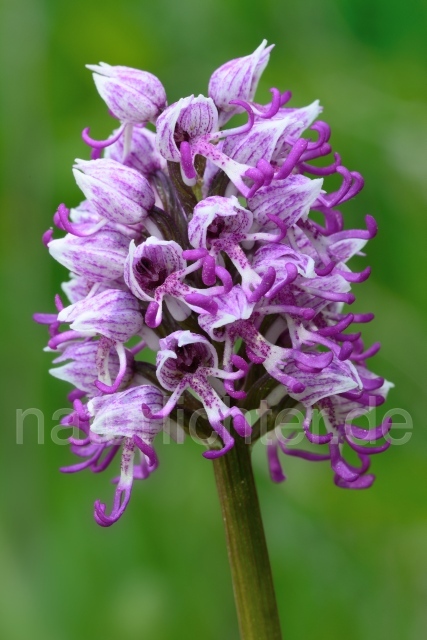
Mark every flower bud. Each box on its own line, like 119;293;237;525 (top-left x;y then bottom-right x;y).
73;158;155;225
87;63;167;124
50;340;133;397
88;385;164;440
48;228;130;283
58;289;143;343
208;40;273;125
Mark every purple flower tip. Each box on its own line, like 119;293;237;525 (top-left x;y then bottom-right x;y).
338;342;353;361
42;228;54;246
145;301;161;328
141;403;152;418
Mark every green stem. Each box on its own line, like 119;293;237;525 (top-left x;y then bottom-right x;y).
213;437;283;640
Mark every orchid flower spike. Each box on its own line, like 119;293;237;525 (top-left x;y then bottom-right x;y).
35;42;393;526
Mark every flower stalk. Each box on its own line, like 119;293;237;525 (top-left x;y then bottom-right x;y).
213;436;283;640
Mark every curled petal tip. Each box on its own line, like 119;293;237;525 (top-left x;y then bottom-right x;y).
224;379;247;399
245;167;265;198
280;90;292;105
232;414;251;438
230;354;249;375
352;313;375;323
292;381;305;394
252;88;282;119
42;229;54;246
182;248;208;260
55;203;105;238
133;435;158;467
95;379;118;394
184;293;218;315
275;138;308;180
266;214;287;242
256;159;274;186
228;99;255;135
202;440;235;460
247;266;276;303
366;215;378;238
315;261;335;277
141;403;153;418
305;428;333;445
81;124;125;149
335;474;375;490
303;308;316;320
93;501;115;527
338;342;353;361
54;294;64;312
384;416;393;429
215;265;233;294
202;449;223;460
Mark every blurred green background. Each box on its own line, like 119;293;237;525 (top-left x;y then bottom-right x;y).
1;0;427;638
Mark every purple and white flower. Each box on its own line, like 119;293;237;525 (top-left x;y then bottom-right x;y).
87;385;164;526
124;236;226;327
35;42;393;526
49;339;134;398
48;228;130;284
142;331;251;458
73;158;155;225
208;40;273;125
87;63;167;125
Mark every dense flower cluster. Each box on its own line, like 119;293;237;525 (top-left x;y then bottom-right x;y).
35;41;393;526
